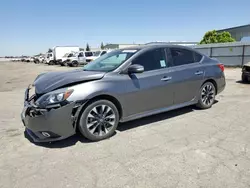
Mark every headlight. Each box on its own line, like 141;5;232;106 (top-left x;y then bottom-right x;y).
47;93;64;104
36;89;74;107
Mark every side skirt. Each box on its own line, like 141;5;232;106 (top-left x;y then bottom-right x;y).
120;100;197;123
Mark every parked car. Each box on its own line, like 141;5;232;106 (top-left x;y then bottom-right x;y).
67;51;93;67
24;57;34;62
45;53;53;64
21;44;226;142
92;50;112;61
34;55;45;64
85;51;94;63
242;62;250;82
59;52;76;66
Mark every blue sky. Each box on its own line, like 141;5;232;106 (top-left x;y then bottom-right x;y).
1;0;250;56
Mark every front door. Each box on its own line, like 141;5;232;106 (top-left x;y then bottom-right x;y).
122;48;174;117
78;52;85;64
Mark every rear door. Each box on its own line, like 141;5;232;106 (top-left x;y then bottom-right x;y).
168;47;204;104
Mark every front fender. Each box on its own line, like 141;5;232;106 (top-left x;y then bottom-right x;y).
67;81;118;100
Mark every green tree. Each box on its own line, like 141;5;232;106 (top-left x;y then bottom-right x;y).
217;32;235;43
101;42;104;49
199;30;235;44
86;43;90;51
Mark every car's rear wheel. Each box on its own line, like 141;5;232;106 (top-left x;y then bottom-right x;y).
78;100;119;141
196;82;216;109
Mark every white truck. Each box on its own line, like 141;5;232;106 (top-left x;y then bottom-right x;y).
45;46;79;65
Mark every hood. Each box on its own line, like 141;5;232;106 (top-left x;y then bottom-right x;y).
33;69;105;94
61;57;69;61
69;56;78;61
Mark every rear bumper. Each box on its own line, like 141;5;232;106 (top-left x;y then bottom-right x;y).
216;74;226;94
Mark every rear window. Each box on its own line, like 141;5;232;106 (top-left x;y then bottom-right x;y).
170;48;195;66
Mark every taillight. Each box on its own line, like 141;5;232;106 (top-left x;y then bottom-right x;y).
217;64;224;72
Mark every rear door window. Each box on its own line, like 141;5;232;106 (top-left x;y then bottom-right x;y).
194;52;203;62
170;48;195;66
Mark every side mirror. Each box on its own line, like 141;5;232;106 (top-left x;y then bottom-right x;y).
127;64;144;74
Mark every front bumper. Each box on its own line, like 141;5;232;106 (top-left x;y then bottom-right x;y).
21;88;79;142
242;70;250;79
59;60;68;66
86;59;92;63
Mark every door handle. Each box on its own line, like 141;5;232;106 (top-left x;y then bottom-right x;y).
161;76;172;81
195;71;204;75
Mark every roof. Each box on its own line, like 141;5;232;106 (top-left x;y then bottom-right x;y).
217;24;250;32
120;44;195;51
145;41;198;45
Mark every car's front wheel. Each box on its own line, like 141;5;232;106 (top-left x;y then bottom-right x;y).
196;82;216;109
72;61;79;67
242;74;248;83
78;100;119;141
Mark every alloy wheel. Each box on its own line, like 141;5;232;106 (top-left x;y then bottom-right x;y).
86;105;116;136
201;84;215;106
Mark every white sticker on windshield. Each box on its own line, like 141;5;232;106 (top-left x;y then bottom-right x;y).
122;50;137;53
160;60;166;67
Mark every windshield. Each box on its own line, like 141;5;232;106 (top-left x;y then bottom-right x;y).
68;53;74;57
85;52;93;57
83;49;137;72
94;51;101;56
47;53;52;58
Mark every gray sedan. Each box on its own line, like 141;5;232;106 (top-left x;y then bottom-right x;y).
21;44;226;142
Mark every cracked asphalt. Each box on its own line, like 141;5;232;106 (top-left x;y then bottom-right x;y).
0;62;250;188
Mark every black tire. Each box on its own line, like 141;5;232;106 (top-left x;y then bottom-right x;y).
48;61;54;65
78;100;119;141
60;61;66;66
242;74;248;83
196;82;216;109
72;61;79;67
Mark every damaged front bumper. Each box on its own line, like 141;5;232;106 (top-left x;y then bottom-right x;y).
21;88;84;142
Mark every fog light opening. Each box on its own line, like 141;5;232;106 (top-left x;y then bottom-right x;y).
41;132;51;137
